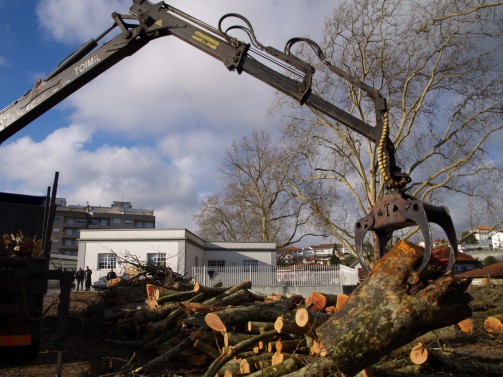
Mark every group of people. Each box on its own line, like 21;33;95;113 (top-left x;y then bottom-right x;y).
75;266;92;291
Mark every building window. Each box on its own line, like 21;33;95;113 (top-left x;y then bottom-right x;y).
147;253;167;266
144;222;154;229
113;218;121;224
243;259;258;267
53;227;60;233
135;221;143;228
98;253;116;270
195;256;199;266
66;218;74;225
76;219;86;225
208;260;225;267
54;216;61;223
125;220;131;225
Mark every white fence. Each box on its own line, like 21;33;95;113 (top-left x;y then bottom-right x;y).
190;264;359;288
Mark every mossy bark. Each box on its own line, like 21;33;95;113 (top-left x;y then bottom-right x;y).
317;240;472;376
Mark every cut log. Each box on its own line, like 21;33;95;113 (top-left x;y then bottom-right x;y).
316;240;472;376
194;281;225;293
408;342;503;376
305;291;338;311
144;308;185;335
336;293;349;311
156;290;200;305
248;321;275;334
484;314;503;334
178;302;226;315
325;306;337;315
295;307;330;329
281;358;339;377
409;342;428;365
205;299;296;333
190;328;222;343
136;337;192;372
203;280;253;306
275;338;306;353
216;289;258;306
134;302;180;325
239;354;273;373
214;359;242;377
271;350;283;366
193;338;221;359
457;318;474;334
202;329;278;377
246;358;297;377
224;332;258;347
274;311;299;334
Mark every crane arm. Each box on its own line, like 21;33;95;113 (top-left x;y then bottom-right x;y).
0;0;378;145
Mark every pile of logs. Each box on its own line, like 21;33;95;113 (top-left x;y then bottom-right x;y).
97;241;503;376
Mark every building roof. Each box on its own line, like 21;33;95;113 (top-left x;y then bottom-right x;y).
432;247;479;262
457;261;503;278
474;225;491;231
277;246;303;254
308;243;340;250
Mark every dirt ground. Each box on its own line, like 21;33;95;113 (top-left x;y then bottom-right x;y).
0;285;502;376
0;290;149;377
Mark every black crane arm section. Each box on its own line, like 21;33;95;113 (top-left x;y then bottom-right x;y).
0;0;378;146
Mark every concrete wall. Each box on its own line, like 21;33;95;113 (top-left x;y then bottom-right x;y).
464;249;503;263
252;285;357;296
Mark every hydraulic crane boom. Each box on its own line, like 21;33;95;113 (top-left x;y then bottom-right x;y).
0;0;377;145
0;0;458;273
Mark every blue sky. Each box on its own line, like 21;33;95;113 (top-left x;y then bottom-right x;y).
0;0;331;230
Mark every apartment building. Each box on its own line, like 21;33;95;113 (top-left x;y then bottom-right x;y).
50;199;155;270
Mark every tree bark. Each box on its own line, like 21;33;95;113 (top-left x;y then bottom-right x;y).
205;299;298;333
316;240;472;376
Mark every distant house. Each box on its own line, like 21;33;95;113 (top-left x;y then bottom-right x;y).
276;246;304;264
471;225;494;249
492;232;503;249
458;261;503;285
432;246;482;273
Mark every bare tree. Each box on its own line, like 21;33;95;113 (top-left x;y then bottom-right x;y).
280;0;503;256
194;130;323;247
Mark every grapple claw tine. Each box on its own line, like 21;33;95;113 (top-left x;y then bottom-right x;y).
422;202;458;271
355;215;373;273
400;200;432;274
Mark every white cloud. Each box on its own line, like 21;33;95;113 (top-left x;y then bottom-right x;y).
2;0;336;231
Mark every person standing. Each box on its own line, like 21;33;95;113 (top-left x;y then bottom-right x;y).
75;267;85;291
107;268;117;281
85;266;92;291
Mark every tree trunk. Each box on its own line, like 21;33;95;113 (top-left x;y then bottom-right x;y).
316;240;472;376
205;299;299;333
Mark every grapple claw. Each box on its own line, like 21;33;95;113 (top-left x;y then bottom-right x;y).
355;191;458;274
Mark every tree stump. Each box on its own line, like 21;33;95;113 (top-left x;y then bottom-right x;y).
317;240;472;376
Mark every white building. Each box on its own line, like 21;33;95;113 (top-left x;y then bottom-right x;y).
492;232;503;250
77;229;276;280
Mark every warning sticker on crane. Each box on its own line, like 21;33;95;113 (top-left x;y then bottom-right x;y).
192;31;220;50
